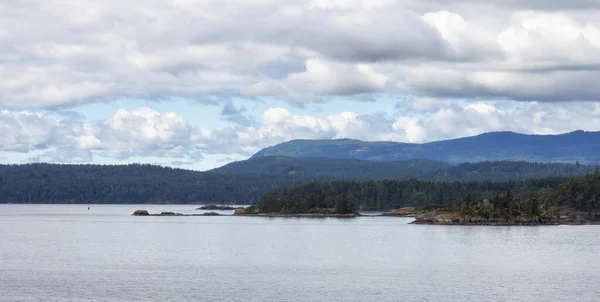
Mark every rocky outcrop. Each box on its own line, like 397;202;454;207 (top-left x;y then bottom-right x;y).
411;211;562;225
380;207;420;217
238;213;357;218
196;204;236;210
131;210;222;216
133;210;149;216
233;207;247;215
160;212;181;216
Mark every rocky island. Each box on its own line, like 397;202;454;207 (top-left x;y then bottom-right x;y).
132;210;223;216
132;191;361;218
195;204;237;210
234;191;361;218
406;193;600;225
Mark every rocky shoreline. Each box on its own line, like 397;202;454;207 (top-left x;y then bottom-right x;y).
132;210;222;216
233;213;358;218
132;209;356;218
131;208;600;224
410;210;600;225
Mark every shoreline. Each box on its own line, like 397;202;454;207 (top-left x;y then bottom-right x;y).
233;213;358;218
131;209;600;225
133;210;358;218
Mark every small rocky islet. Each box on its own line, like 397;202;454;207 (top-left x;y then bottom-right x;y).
132;209;222;216
195;204;237;210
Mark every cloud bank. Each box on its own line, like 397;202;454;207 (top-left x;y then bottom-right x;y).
2;0;600;168
1;0;599;108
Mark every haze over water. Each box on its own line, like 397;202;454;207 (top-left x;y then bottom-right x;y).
1;204;599;302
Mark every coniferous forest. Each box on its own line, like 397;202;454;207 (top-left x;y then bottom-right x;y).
251;172;600;216
0;160;597;205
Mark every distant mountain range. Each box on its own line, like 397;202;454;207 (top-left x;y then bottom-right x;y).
252;130;600;164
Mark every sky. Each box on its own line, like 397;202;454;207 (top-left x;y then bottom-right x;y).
1;0;600;171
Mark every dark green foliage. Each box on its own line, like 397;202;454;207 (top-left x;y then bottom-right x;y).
0;163;304;204
211;156;449;180
0;159;597;204
214;156;596;182
277;178;559;210
252;131;600;164
274;173;600;211
250;190;357;214
334;191;358;214
451;191;555;222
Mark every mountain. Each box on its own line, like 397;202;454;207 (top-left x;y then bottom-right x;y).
252;130;600;164
210;156;450;179
213;156;596;182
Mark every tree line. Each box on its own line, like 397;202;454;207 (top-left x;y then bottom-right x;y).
0;161;596;204
264;172;600;212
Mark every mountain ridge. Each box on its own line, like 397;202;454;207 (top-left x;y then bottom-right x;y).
252;130;600;164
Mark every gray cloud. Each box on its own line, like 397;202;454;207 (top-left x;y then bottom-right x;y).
29;149;93;163
420;0;600;10
0;110;75;152
221;102;256;127
1;0;599;108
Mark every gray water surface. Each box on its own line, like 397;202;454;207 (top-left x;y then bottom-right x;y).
1;204;599;302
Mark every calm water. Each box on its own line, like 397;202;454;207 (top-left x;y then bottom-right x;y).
1;204;600;302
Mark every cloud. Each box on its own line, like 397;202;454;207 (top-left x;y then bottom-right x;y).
4;100;600;167
220;102;256;127
91;107;195;159
2;0;600;108
0;110;75;152
420;0;600;11
29;149;93;163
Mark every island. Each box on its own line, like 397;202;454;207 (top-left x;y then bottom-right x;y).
395;193;600;225
132;192;360;218
132;210;223;216
196;204;237;210
232;191;360;218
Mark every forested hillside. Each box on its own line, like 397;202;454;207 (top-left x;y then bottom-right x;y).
0;164;309;204
259;172;600;212
270;177;566;211
210;157;450;179
214;157;596;181
0;159;595;204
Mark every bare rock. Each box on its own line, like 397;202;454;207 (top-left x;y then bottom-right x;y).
233;207;247;215
160;212;177;216
133;210;149;216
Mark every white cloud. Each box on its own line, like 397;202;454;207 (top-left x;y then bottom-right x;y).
0;110;73;152
392;117;427;143
93;107;193;158
4;0;600;168
3;101;600;167
247;58;389;101
2;0;600;108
